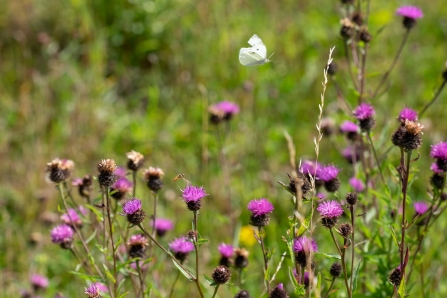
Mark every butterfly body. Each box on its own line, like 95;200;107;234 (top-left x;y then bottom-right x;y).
239;34;271;66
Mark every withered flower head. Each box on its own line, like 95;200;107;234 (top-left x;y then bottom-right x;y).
97;159;117;187
126;150;144;171
46;158;75;183
143;167;165;192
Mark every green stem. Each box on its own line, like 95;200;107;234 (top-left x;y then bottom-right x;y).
419;80;447;118
367;132;386;186
399;149;412;290
329;229;351;298
349;206;355;294
136;260;144;298
105;187;118;298
372;29;410;99
258;227;271;294
211;285;220;298
323;278;337;298
168;270;181;298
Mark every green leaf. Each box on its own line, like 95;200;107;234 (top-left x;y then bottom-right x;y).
352;259;362;293
85;204;104;221
314;252;341;260
288;267;298;288
293;284;306;296
203;274;217;286
296;211;312;236
85;230;97;244
103;264;116;283
398;273;407;297
389;226;399;247
171;259;195;281
197;238;210;245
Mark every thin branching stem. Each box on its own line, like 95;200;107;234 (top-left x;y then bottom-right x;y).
367;132;386;185
419;80;447;118
372;29;410;99
323;277;337;298
105;187;118;298
211;285;220;298
58;183;105;280
329;228;351;298
168;270;181;298
136;260;144;298
349;205;355;294
258;227;271;294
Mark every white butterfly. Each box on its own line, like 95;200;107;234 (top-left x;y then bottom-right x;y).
239;34;273;66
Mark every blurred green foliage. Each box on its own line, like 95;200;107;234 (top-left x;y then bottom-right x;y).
1;0;446;296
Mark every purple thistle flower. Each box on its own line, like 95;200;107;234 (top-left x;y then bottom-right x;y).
153;218;174;237
113;177;133;192
60;208;83;228
340;121;360;133
353;103;375;120
300;160;321;177
30;274;49;290
316;192;326;200
318;165;340;182
92;282;108;293
317;200;344;218
182;185;208;202
169;237;194;254
50;224;74;244
399;107;418;123
247;198;274;217
218;243;234;258
414;201;429;215
349;177;365;192
293;236;318;253
430;142;447;160
213;101;240;115
72;178;83;186
122;198;142;215
396;6;423;19
84;284;100;298
293;269;310;286
430;162;444;173
128;234;148;246
114;166;127;178
342;145;360;164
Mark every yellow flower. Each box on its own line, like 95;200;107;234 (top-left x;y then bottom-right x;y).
239;225;257;247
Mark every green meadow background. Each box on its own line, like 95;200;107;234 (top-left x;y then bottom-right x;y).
1;0;447;296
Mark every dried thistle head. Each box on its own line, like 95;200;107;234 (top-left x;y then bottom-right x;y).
97;159;117;174
143;167;165;192
404;120;424;135
126;150;144;171
46;158;74;183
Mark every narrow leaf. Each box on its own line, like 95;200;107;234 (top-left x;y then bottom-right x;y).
352;259;362;292
172;259;195;281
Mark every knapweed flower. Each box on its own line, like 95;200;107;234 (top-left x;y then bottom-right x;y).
431;142;447;171
153;218;174;237
269;283;289;298
342;145;360;164
300;160;323;189
359;27;372;43
234;290;251;298
182;185;208;211
430;164;445;190
281;173;312;198
345;192;358;206
398;107;418;123
46;158;74;183
340;121;360;140
414;201;429;215
317;200;344;228
92;283;108;293
320;117;336;136
127;234;149;259
396;6;423;29
97;159;117;187
211;265;231;284
114;167;126;178
84;284;100;298
349;177;365;193
234;248;250;269
51;224;74;249
209;101;240;124
330;263;342;277
318;165;341;193
247;198;274;227
293;236;318;267
169;237;194;263
73;175;93;198
143;167;165;193
340;18;355;39
31;274;49;291
122;198;145;226
126;150;144;171
111;177;133;200
353;103;375;132
388;265;402;287
218;243;234;267
339;223;353;238
391;120;423;151
293;269;310;287
61;208;86;228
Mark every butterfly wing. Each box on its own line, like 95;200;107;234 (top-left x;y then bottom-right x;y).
239;47;267;66
239;34;269;66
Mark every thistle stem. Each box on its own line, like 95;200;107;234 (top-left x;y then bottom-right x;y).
168;270;181;298
329;228;351;298
349;206;355;294
136;260;144;298
105;187;118;298
323;277;337;298
419;80;447;118
258;227;271;294
372;29;410;99
211;285;221;298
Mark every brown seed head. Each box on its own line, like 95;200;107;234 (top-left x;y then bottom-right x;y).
404;120;424;135
143;167;165;180
126;150;144;170
97;159;117;174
